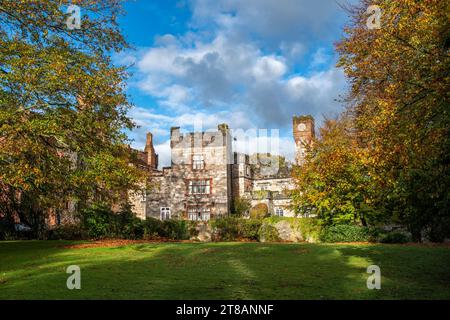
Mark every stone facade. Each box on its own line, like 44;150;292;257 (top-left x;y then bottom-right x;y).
143;124;232;221
293;115;315;165
131;115;314;221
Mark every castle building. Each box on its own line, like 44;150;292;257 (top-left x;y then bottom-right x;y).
293;115;315;165
131;115;314;221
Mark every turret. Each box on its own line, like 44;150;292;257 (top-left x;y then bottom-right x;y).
293;115;314;165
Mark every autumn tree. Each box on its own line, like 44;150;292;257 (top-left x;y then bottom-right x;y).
292;114;378;226
336;0;449;240
0;1;146;231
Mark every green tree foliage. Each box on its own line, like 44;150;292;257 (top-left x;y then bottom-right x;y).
336;0;449;241
293;0;449;241
231;196;251;216
0;1;147;227
292;115;377;226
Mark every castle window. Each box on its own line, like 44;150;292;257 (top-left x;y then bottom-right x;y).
192;154;204;170
188;179;211;195
275;207;284;217
160;207;171;220
188;207;211;221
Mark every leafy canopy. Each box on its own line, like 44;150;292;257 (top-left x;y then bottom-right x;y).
0;0;146;219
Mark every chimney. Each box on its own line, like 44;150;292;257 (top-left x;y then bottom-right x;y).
144;132;158;169
145;132;153;147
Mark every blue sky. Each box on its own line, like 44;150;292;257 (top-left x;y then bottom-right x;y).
114;0;353;167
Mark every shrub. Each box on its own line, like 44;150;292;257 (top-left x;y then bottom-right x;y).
187;221;199;238
319;225;370;243
259;217;322;243
210;217;240;241
161;220;190;240
121;218;145;239
258;223;280;242
142;217;164;239
426;217;450;242
239;219;262;240
249;203;269;219
80;202;147;240
80;203;114;239
47;224;87;240
296;218;321;242
231;196;251;216
0;218;15;240
379;231;411;244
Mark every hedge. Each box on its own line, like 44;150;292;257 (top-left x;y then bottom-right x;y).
10;202;413;244
319;225;371;243
210;218;262;241
209;216;320;242
259;216;321;243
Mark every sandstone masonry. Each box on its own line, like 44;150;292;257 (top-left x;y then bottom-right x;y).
130;115;314;221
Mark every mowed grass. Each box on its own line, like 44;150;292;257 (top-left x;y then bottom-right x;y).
0;241;449;299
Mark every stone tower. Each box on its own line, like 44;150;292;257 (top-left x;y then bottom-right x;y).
144;132;158;169
293;115;314;165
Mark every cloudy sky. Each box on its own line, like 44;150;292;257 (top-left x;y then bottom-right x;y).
115;0;354;167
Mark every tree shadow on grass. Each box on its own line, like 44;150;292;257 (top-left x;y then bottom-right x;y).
1;241;449;299
334;244;450;299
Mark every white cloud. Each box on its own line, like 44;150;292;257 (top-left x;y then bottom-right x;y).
252;56;287;80
232;131;296;162
127;106;254;152
131;31;346;127
311;48;331;67
154;139;172;168
138;46;185;76
124;0;351;165
190;0;348;48
140;128;296;170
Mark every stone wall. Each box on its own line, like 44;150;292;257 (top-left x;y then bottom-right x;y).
132;116;315;221
145;124;233;220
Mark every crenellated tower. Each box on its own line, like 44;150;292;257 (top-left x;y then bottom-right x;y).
293;115;314;165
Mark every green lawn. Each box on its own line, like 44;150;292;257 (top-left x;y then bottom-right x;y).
0;241;449;299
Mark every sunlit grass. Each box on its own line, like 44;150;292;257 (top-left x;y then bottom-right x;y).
0;241;449;299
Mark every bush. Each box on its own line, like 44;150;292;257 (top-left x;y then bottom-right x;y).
260;217;321;242
80;203;147;240
121;218;145;239
0;218;14;240
161;220;190;240
232;197;251;216
258;223;280;242
142;217;164;239
187;221;199;238
249;203;269;219
80;203;114;239
427;217;450;242
47;224;87;240
239;219;262;240
210;217;240;241
379;231;411;244
319;225;370;243
209;217;321;243
296;218;321;242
